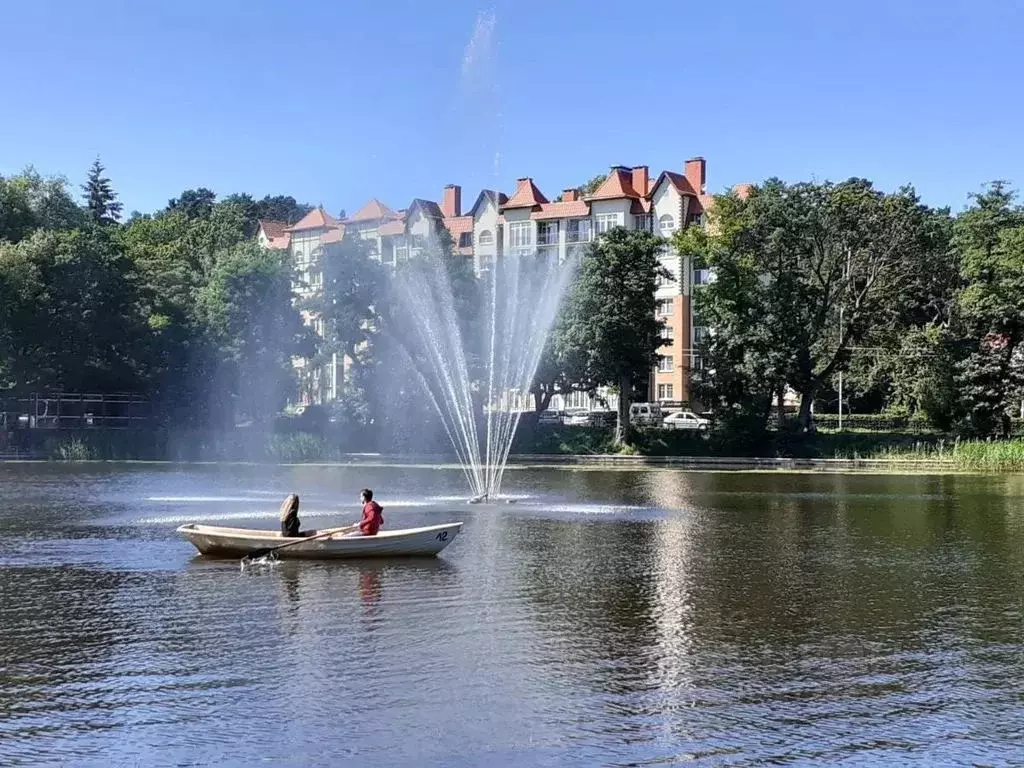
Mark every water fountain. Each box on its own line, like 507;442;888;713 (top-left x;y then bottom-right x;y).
390;243;575;500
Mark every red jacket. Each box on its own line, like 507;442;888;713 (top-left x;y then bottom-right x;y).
360;500;384;535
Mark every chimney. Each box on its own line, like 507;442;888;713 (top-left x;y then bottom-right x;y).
631;166;649;196
684;157;706;195
562;188;578;202
441;184;462;218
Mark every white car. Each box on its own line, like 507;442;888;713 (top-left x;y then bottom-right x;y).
663;411;710;431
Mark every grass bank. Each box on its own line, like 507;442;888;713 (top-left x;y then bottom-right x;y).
511;426;1024;471
10;425;1024;472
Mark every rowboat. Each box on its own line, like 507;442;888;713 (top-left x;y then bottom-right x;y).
177;521;463;559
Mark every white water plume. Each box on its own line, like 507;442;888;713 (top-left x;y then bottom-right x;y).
392;248;575;499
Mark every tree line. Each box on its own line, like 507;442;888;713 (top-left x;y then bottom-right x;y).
3;160;1022;445
676;178;1024;439
0;161;315;429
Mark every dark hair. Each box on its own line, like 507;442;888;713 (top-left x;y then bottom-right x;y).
360;488;373;501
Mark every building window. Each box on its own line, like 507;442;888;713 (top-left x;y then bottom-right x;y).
657;383;674;400
537;221;558;246
658;356;674;373
688;213;703;227
394;236;409;263
633;214;652;232
459;232;472;248
595;213;621;234
508;221;532;248
660;324;674;343
566;219;592;243
657;298;675;317
694;326;709;343
659;214;675;235
693;268;712;285
478;254;494;274
656;269;675;288
479;229;494;246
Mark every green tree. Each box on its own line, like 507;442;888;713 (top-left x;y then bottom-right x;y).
530;326;598;414
0;228;145;391
0;168;84;243
951;182;1024;435
198;242;312;427
558;227;668;444
220;193;314;237
81;157;123;225
306;234;385;379
167;188;217;219
687;179;941;432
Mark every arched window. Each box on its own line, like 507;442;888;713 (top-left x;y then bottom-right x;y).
479;229;494;246
658;214;675;234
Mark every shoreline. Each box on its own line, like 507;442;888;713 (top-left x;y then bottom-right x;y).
0;452;986;474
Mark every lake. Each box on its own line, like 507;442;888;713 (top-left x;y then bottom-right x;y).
1;463;1023;766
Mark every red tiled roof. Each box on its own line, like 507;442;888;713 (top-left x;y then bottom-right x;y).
346;198;397;223
531;201;590;221
630;199;652;214
501;178;548;210
378;219;406;236
259;219;288;239
587;168;642;200
258;219;291;249
651;171;697;197
443;215;473;236
284;206;341;232
320;227;345;244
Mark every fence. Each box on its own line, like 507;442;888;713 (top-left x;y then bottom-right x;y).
0;392;153;431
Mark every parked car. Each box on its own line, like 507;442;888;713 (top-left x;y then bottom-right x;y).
662;410;710;431
629;402;663;427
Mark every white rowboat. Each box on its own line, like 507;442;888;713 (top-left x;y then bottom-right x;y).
177;522;462;559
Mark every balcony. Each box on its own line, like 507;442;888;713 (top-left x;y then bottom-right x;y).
693;326;710;343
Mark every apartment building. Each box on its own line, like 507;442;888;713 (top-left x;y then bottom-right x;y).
260;157;718;408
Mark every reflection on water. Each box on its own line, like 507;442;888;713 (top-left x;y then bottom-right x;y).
1;463;1023;766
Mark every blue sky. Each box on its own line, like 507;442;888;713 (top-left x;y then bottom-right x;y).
1;0;1021;215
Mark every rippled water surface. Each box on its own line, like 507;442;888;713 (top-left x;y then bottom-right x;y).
2;463;1024;766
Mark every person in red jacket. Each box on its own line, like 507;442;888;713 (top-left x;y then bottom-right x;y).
357;488;384;536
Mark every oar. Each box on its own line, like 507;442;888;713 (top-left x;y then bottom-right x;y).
242;524;359;564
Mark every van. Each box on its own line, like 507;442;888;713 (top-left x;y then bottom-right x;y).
629;402;663;426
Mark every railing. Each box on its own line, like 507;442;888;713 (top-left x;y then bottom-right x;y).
0;392;154;430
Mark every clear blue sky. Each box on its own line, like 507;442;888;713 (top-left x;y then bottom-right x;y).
2;0;1021;216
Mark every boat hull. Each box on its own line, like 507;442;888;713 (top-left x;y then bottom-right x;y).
177;522;462;559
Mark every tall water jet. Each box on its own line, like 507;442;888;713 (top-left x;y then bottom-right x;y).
389;244;575;499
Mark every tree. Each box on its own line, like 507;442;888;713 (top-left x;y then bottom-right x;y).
220;193;314;238
307;234;385;376
687;179;942;432
558;228;668;444
0;168;84;243
529;326;598;414
167;188;217;219
197;242;312;427
951;182;1024;435
0;228;146;391
81;157;123;225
